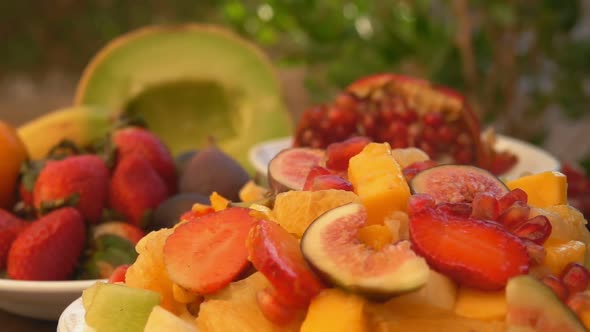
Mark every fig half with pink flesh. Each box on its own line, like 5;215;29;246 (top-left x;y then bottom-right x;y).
300;202;429;298
410;164;508;204
267;147;325;193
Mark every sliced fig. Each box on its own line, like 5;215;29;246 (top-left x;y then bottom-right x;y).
267;147;325;193
410;164;509;203
301;202;429;298
506;275;586;332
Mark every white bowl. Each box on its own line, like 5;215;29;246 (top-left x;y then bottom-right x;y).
0;278;103;321
248;135;560;180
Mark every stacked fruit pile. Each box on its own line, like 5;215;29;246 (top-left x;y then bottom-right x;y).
0;114;252;281
82;137;590;332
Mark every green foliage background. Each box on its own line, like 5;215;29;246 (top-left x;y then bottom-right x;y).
1;0;589;146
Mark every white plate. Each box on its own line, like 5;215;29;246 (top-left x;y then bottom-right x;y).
248;135;560;180
0;278;103;321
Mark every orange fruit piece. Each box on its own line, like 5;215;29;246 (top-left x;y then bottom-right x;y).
0;121;28;209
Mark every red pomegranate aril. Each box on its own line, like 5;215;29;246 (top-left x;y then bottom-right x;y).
303;166;333;191
388;121;408;138
522;239;546;266
399;109;418;123
498;201;531;230
325;136;372;171
453;148;474;164
403;160;437;182
561;263;590;295
379;108;395;123
436;202;472;218
542;275;569;302
438;125;457;143
498;189;528;212
309;174;353;192
422;112;444;128
471;192;500;221
418;141;436;158
408;194;436;215
422;127;438;143
567;291;590;317
391;138;409;149
512;215;552;245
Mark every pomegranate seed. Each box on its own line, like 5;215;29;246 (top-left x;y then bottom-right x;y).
403;160;437;182
399;109;418;123
422;127;438;143
498;201;531;230
391;138;409;149
422;112;444;127
522;239;546;266
379;108;395;123
418;141;436;158
325;136;371;171
567;291;590;317
561;263;590;295
309;174;353;192
471;192;500;221
438;125;457;143
512;215;552;245
408;194;436;215
387;121;408;138
542;275;569;302
303;166;332;191
436;202;472;218
499;189;528;212
453;148;473;164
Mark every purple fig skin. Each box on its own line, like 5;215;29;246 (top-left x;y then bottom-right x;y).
410;164;509;203
267;147;325;193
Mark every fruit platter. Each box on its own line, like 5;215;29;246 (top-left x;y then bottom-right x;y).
1;23;590;332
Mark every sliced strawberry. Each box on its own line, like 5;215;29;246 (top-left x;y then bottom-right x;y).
302;166;332;191
108;264;130;283
0;209;27;270
256;287;302;325
247;219;325;308
325;136;371;171
163;207;257;294
7;207;85;280
409;207;530;290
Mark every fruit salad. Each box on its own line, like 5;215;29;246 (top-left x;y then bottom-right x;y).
82;137;590;332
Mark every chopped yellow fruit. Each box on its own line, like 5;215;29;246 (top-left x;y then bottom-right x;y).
454;287;506;321
348;143;410;225
544;240;586;275
357;224;394;250
580;310;590;330
239;180;268;202
301;288;367;332
395;270;458;311
172;283;199;304
506;171;567;207
210;192;230;211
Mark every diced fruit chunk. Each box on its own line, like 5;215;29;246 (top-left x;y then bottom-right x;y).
409;205;529;290
247;219;324;309
144;305;198;332
506;275;586;332
393;269;458;311
544;240;587;275
270;189;360;238
348;142;410;225
357;224;394;250
83;282;161;332
454;287;506;321
506;171;568;207
300;288;368;332
163;207;257;294
301;203;429;297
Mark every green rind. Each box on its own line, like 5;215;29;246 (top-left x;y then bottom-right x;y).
506;275;587;332
75;24;291;171
301;203;430;298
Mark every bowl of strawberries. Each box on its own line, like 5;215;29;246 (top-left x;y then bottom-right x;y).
0;119;186;320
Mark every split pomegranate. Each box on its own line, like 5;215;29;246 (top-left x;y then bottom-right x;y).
294;73;517;174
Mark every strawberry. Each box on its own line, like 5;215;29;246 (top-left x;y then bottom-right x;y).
113;127;177;195
109;155;168;227
7;207;85;280
33;155;109;224
0;209;27;270
108;264;130;283
92;221;145;245
409;204;530;290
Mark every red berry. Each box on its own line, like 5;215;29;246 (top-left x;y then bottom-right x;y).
561;263;590;295
409;208;530;290
542;275;569;302
0;209;27;270
92;221;145;245
34;155;109;224
113;127;178;195
109;155;169;227
325;136;371;171
108;264;130;283
7;208;85;280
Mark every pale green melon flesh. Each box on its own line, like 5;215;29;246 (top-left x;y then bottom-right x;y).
506;275;586;332
76;26;291;170
83;282;161;332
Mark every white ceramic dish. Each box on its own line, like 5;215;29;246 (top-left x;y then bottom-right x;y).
248;135;560;180
57;297;92;332
0;278;103;321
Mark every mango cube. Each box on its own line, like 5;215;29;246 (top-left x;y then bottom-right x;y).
506;171;567;207
301;288;367;332
348;143;410;225
454;287;506;321
544;240;587;275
